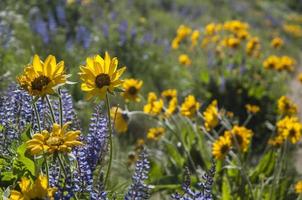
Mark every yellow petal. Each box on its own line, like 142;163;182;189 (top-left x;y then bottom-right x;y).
33;54;43;73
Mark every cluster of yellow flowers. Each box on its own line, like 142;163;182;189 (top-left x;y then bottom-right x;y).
203;100;219;131
263;55;296;72
245;104;260;114
283;24;302;38
277;96;298;116
147;127;165;141
212;125;253;160
171;25;193;49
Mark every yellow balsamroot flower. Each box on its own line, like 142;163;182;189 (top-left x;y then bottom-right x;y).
263;55;280;70
17;55;67;97
226;37;240;49
180;95;200;118
223;20;249;33
165;97;178;117
245;104;260;114
268;134;285;147
277;96;298;116
26;122;82;155
283;24;302;38
224;125;253;152
178;54;192;66
171;37;180;49
295;181;302;194
271;37;284;49
190;30;200;47
176;25;192;41
297;73;302;83
10;175;56;200
147;127;165;141
235;29;249;40
143;92;164;116
110;106;128;134
203;100;219;131
276;116;302;144
212;136;232;160
79;52;126;100
246;37;260;57
278;56;295;71
121;78;143;102
161;89;177;102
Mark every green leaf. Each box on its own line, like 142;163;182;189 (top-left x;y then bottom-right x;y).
165;143;185;167
16;143;35;176
200;71;210;84
1;172;16;182
222;175;232;200
20;125;31;142
250;150;276;182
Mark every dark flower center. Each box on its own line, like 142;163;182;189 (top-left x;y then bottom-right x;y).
289;128;296;137
128;86;138;95
234;134;243;146
31;75;51;91
220;144;230;154
95;73;111;88
166;95;173;102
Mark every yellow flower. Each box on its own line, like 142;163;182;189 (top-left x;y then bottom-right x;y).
143;92;163;116
178;54;192;66
171;37;180;49
263;55;280;70
226;37;240;49
121;78;143;102
190;30;200;47
110;106;128;134
203;100;219;131
10;175;56;200
277;96;298;116
26;122;82;155
176;25;192;41
224;126;253;152
79;52;126;100
165;97;178;117
180;95;200;118
235;30;249;40
17;55;67;97
278;56;295;71
276;116;302;144
212;136;232;160
246;37;260;57
245;104;260;114
268;135;285;147
295;181;302;193
283;24;302;38
223;20;249;33
271;37;283;49
161;89;177;102
147;127;165;141
297;73;302;83
204;23;222;36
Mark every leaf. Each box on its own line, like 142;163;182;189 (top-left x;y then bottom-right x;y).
250;150;276;182
165;143;185;167
1;172;16;182
222;175;231;200
20;125;31;142
200;71;210;84
16;143;35;176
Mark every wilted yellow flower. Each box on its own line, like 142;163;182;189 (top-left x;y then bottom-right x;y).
10;175;56;200
110;106;128;134
147;127;165;141
180;95;200;118
144;92;163;116
277;96;298;116
26;122;82;155
79;52;126;100
161;89;177;102
212;136;232;160
17;55;67;97
203;100;219;131
178;54;192;66
245;104;260;114
224;125;253;152
271;37;284;49
121;78;143;102
295;181;302;193
263;55;280;70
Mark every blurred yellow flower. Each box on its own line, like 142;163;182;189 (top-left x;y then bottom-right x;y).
176;25;192;40
190;30;200;47
283;24;302;38
224;125;253;152
79;52;126;100
26;122;82;155
161;89;177;102
10;175;56;200
295;181;302;193
165;97;178;117
171;37;180;49
110;106;128;134
246;37;260;57
223;20;249;33
268;135;285;147
297;73;302;83
203;100;219;131
278;56;295;71
144;92;163;116
263;55;279;70
276;116;302;144
212;136;232;160
226;37;240;49
121;78;143;102
180;95;200;118
17;55;67;97
271;37;283;49
147;127;165;141
277;96;297;116
245;104;260;114
178;54;192;66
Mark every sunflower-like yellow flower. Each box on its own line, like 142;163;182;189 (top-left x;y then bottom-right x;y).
262;55;280;70
271;37;283;49
26;122;82;155
161;89;177;102
268;134;285;147
283;24;302;38
223;20;249;33
110;106;128;134
277;96;298;116
180;95;200;118
212;136;232;160
297;73;302;83
278;56;295;71
276;116;302;144
17;55;67;97
165;97;178;118
295;181;302;194
121;78;143;102
10;175;56;200
147;127;165;141
171;37;180;49
143;92;164;116
245;104;260;114
190;30;200;47
203;100;219;131
79;52;126;100
246;37;260;57
178;54;192;66
226;37;240;49
224;125;253;152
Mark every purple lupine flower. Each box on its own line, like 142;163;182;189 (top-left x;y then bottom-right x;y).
125;150;151;200
130;26;137;41
118;20;128;45
110;11;117;21
102;23;109;39
56;4;67;25
48;11;57;33
30;16;50;44
171;162;215;200
140;33;153;45
76;25;91;49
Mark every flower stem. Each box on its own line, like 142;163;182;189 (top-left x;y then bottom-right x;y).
33;101;42;132
46;95;56;124
58;89;64;127
43;153;49;186
104;92;113;189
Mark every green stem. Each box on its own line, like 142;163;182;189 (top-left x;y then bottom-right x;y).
33;101;42;132
46;95;56;124
104;92;113;189
43;153;49;186
58;89;64;127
